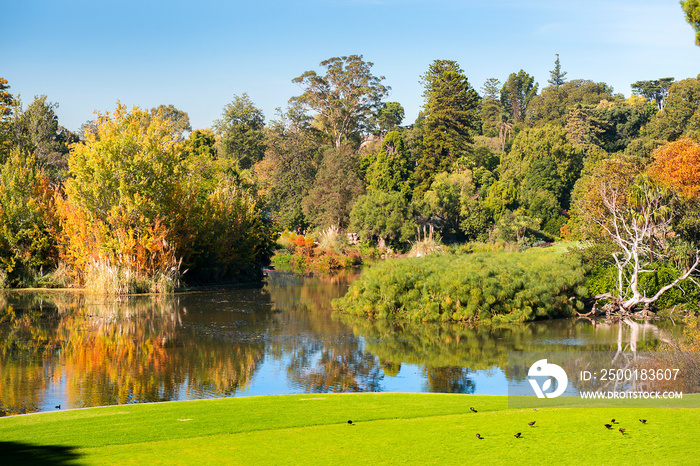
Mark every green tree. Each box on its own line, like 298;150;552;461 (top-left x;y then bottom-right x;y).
500;125;584;209
631;78;674;111
303;147;364;228
643;76;700;141
11;95;76;183
501;70;538;123
682;0;700;45
480;78;503;137
290;55;389;148
349;190;416;248
0;78;14;158
415;170;476;239
0;149;57;286
183;129;217;159
548;54;567;88
527;79;614;127
374;102;405;135
365;130;412;196
214;93;266;169
414;60;479;196
259;107;322;230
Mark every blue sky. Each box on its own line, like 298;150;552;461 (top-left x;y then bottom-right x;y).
2;0;698;132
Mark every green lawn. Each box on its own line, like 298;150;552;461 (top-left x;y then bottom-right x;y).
1;393;697;465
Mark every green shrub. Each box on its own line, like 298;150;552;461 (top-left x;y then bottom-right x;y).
333;248;587;324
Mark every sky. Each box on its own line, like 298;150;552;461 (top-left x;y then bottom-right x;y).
2;0;698;133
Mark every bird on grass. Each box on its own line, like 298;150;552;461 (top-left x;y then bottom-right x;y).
619;428;626;435
528;421;536;427
476;433;483;439
639;419;647;424
604;424;612;429
470;407;477;413
611;418;617;424
514;433;522;438
347;420;353;425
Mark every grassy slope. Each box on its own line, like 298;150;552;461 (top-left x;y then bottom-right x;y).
0;393;698;465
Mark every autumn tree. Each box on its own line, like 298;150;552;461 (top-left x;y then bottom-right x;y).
290;55;389;148
0;149;58;286
413;60;479;196
214;93;266;169
647;138;700;200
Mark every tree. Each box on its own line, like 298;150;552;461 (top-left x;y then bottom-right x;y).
303;147;364;228
647;138;700;200
349;191;416;248
413;60;479;196
364;130;412;196
643;76;700;141
0;78;14;158
11;95;76;183
631;78;674;111
682;0;700;45
527;79;614;127
214;93;266;169
480;78;503;138
290;55;389;148
501;70;538;123
183;129;217;160
0;149;58;286
374;102;405;135
500;125;584;209
258;106;321;230
150;104;191;141
583;173;700;315
548;54;567;88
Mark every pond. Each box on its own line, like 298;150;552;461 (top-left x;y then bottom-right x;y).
0;271;683;415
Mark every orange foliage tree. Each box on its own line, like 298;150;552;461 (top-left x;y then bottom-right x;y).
647;138;700;200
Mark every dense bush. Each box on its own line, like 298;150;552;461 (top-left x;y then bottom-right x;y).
333;248;586;324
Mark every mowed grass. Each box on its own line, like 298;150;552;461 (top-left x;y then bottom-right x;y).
1;393;698;465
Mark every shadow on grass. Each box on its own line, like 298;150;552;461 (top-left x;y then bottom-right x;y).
0;441;82;465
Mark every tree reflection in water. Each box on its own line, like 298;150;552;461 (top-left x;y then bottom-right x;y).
0;272;685;415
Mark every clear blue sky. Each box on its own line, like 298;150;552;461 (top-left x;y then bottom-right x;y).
2;0;698;132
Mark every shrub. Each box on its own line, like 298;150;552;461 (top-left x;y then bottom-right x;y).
333;248;587;324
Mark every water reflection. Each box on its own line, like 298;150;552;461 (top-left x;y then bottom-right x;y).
0;272;684;415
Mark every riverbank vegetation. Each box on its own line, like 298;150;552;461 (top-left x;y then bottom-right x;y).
0;393;697;464
333;247;586;324
2;37;700;304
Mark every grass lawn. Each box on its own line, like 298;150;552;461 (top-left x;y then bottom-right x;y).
0;393;697;465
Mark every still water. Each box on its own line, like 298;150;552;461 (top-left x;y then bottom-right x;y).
0;271;682;415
